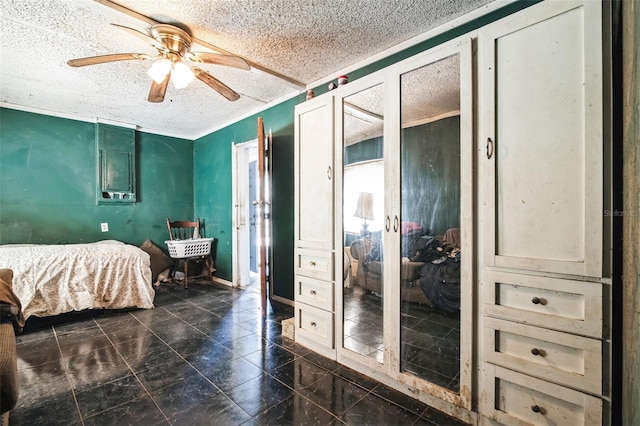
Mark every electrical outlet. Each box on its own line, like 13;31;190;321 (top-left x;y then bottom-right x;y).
100;223;109;232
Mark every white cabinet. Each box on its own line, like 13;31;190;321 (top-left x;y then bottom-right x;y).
478;1;609;424
294;94;336;358
479;0;605;279
291;1;611;423
294;95;334;251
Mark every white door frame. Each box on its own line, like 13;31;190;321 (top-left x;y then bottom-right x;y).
232;139;258;287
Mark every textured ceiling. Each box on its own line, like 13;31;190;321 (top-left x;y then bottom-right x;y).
0;0;494;139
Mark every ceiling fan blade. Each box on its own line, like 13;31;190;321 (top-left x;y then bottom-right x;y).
111;23;166;51
148;72;170;103
192;67;240;101
67;53;151;67
187;52;251;70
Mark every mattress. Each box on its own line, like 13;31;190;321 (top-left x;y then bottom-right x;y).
0;240;154;320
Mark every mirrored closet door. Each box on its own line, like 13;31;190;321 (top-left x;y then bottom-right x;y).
337;38;473;409
341;82;386;363
398;51;471;395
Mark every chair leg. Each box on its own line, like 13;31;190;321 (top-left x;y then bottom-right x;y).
205;255;213;281
184;260;188;289
169;260;178;286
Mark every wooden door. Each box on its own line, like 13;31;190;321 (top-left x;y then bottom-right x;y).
257;118;270;313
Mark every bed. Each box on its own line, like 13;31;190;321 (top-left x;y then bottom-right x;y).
0;240;154;320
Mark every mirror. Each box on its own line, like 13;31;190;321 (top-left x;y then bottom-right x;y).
342;83;385;362
399;54;461;391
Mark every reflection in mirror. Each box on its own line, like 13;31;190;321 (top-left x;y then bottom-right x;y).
342;83;385;362
399;55;461;392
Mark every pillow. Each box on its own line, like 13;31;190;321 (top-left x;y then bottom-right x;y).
139;240;173;282
0;268;25;330
0;268;13;285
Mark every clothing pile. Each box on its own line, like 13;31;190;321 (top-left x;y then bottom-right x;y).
417;228;461;314
361;224;462;314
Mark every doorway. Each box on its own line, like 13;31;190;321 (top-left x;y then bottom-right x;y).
232;138;271;294
232;140;258;289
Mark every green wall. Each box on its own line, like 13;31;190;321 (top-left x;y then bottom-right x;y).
0;108;194;247
194;95;303;300
402;116;461;236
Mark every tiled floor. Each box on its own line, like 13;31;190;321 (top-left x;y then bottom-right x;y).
343;285;460;391
400;302;460;392
10;279;467;425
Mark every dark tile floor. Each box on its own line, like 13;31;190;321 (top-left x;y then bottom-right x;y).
10;280;467;425
400;302;460;392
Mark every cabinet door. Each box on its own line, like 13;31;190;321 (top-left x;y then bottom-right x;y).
101;150;133;192
479;0;603;278
335;38;474;411
396;39;474;407
294;96;334;250
96;123;136;203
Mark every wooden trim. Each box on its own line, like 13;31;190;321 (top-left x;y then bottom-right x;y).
622;0;640;424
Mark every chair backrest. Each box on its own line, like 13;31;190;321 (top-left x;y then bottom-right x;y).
166;218;200;240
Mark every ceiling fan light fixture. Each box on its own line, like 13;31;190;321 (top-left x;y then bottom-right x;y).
69;23;245;102
147;58;171;83
171;61;195;89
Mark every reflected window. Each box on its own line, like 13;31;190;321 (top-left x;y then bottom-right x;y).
343;160;384;234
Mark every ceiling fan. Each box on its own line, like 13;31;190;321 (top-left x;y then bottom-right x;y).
68;23;250;103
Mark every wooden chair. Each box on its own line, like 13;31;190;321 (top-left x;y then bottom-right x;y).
165;218;214;288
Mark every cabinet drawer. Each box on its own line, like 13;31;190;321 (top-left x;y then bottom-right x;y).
296;275;334;311
295;302;334;349
296;248;334;281
484;318;602;394
483;271;602;337
481;364;602;426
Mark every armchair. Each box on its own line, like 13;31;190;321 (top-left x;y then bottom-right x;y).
1;269;24;426
349;238;432;305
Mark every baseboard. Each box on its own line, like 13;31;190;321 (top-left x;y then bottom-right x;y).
211;276;233;287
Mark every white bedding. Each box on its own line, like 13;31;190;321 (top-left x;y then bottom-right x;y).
0;240;154;320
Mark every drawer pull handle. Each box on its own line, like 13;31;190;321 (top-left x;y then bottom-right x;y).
531;348;544;356
309;261;316;267
310;290;317;295
310;321;317;327
531;405;544;414
531;297;546;305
